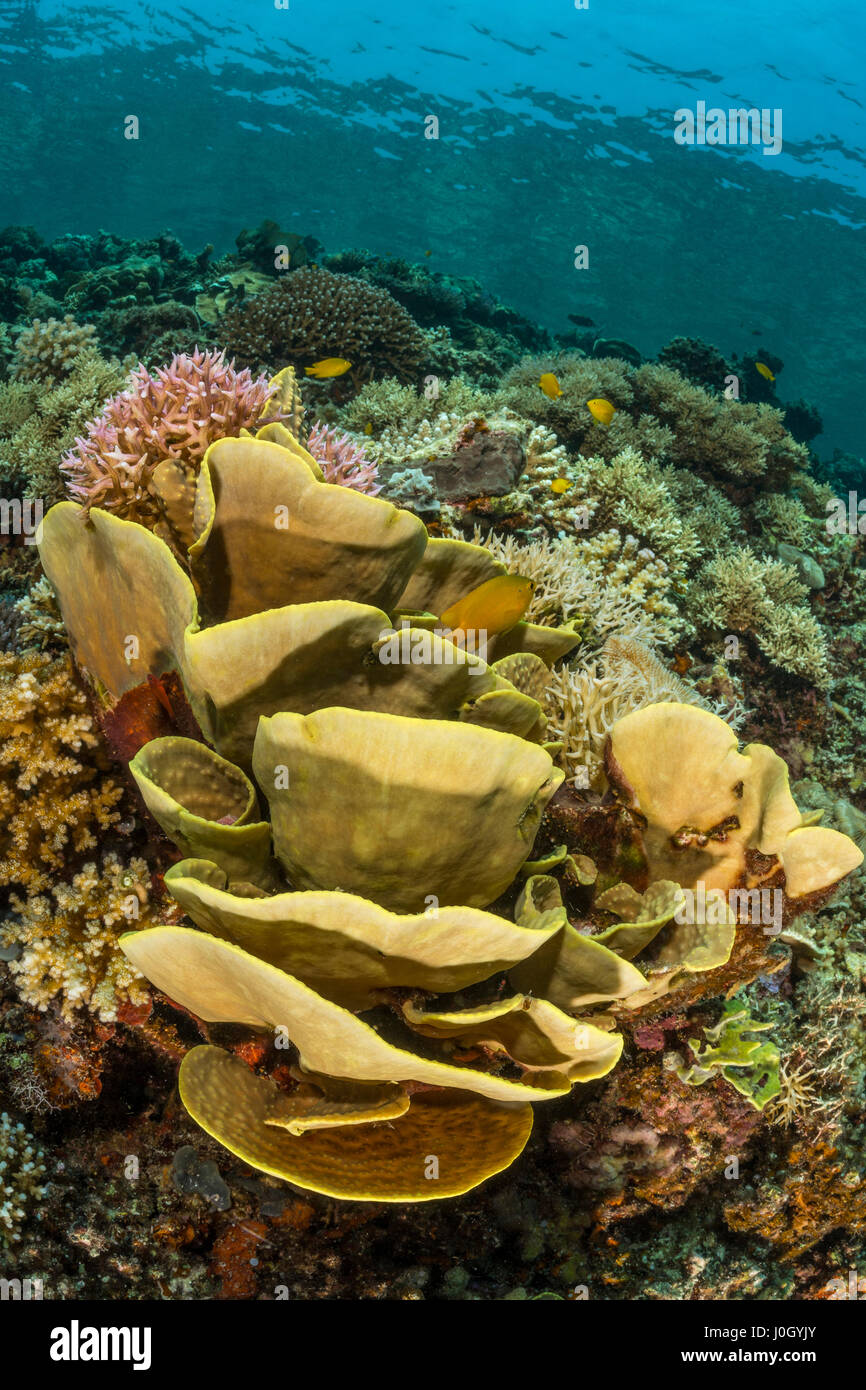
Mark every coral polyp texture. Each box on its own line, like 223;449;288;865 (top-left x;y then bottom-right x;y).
219;266;428;385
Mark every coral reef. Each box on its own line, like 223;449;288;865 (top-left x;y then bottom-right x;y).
0;225;863;1296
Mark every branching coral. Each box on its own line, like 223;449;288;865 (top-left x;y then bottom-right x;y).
2;854;151;1022
0;349;127;509
220;267;427;385
544;635;744;788
12;315;98;382
692;546;829;685
471;527;682;648
0;1113;47;1246
12;575;67;651
0;652;124;892
342;376;481;437
306;422;381;494
491;353;809;491
60;349;281;532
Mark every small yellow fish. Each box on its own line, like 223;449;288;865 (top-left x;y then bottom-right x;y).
586;397;616;426
363;421;373;435
755;361;775;381
551;477;573;495
424;249;433;257
539;372;563;400
440;575;534;639
305;357;352;379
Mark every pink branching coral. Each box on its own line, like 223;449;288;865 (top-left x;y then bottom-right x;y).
61;349;282;526
306;421;381;494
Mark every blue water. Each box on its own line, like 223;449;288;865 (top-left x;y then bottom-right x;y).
0;0;864;455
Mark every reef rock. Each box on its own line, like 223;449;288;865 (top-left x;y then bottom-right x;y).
381;426;525;502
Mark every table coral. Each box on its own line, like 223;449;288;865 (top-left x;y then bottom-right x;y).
0;652;124;892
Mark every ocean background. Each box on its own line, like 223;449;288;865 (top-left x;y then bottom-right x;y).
0;0;863;457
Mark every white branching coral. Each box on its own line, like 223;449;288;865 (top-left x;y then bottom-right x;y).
470;526;683;648
543;635;743;788
2;854;152;1022
0;1113;47;1246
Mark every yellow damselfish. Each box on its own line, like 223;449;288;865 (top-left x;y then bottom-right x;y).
551;477;573;494
586;398;616;426
755;362;775;381
305;357;352;379
538;372;563;400
440;575;534;638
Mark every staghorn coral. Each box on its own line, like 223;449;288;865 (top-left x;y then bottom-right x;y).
2;854;152;1023
753;493;823;550
0;1112;47;1246
692;546;829;685
0;652;124;892
12;315;98;382
305;421;381;494
60;349;282;533
219;267;427;386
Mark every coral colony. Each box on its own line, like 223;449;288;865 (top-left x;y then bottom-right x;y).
0;4;865;1315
